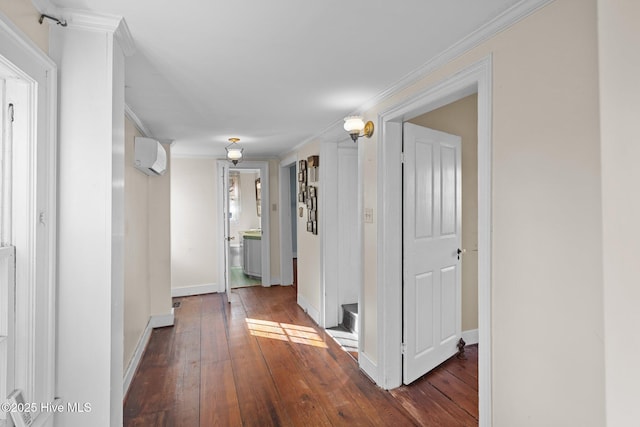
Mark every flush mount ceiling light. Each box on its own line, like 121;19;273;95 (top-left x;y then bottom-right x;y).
344;116;374;143
226;137;243;165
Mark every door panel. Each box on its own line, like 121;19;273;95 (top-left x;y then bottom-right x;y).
403;123;462;385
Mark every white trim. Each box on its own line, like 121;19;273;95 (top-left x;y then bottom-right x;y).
171;284;217;297
297;293;321;326
59;9;136;56
217;160;271;293
124;104;151;137
277;0;552;159
150;310;175;329
320;141;338;328
358;351;379;385
362;0;552;113
278;154;297;288
0;9;57;416
122;323;152;395
462;329;479;346
376;56;493;426
270;276;282;286
123;309;175;396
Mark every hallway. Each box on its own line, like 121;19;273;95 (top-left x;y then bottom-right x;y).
124;286;478;426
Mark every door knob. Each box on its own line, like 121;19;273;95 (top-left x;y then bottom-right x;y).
226;236;235;241
457;248;466;260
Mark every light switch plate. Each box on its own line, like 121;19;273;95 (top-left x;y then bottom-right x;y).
364;208;374;223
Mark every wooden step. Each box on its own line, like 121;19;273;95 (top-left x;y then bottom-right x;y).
341;303;358;334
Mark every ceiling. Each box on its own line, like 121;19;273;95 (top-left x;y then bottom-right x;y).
47;0;522;158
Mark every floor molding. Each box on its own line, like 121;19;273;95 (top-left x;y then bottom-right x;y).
462;328;479;346
359;351;379;386
171;283;217;297
123;309;175;396
297;293;321;325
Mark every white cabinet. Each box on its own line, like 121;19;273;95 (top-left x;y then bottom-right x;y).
243;236;261;278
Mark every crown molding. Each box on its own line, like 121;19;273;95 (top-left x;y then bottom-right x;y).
63;9;136;56
124;104;151;137
280;0;554;159
358;0;553;112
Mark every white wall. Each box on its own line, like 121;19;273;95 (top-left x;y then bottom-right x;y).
598;0;640;424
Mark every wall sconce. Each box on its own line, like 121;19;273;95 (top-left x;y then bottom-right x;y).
226;137;243;165
344;116;374;143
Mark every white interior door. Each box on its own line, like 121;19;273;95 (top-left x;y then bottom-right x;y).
403;122;462;385
221;165;232;302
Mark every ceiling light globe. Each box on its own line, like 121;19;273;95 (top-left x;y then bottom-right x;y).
227;148;243;160
344;116;365;133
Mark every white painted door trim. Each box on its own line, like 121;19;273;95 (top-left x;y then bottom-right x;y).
375;56;492;426
0;11;57;425
217;160;271;291
278;154;297;287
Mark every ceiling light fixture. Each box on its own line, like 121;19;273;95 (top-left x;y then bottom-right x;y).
344;116;374;143
226;137;243;165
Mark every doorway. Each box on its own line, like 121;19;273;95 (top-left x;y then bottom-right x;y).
278;155;297;289
375;57;492;425
217;160;271;299
402;94;478;389
228;169;263;289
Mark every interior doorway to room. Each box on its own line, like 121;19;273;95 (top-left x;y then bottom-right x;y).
289;164;298;291
402;94;479;385
228;168;263;289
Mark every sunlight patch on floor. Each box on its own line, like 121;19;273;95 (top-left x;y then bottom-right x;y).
246;318;327;348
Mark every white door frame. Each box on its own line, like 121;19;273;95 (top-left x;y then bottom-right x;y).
278;154;297;287
375;56;492;425
0;12;57;422
217;160;271;291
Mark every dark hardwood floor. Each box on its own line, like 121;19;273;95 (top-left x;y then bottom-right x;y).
124;286;478;426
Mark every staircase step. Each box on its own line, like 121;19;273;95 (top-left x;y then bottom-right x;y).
341;303;358;334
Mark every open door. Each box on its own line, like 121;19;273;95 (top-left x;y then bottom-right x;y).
403;122;462;384
221;164;232;302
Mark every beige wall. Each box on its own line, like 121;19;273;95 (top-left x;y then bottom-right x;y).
171;157;219;289
295;141;322;313
362;0;605;424
409;94;478;332
0;0;48;53
598;0;640;425
123;118;172;369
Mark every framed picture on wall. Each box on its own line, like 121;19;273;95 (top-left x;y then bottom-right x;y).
298;191;305;203
299;159;307;171
309;186;316;197
307;221;313;232
312;221;317;235
298;171;305;182
309;210;316;221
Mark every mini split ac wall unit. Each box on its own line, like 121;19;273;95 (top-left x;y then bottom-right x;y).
134;137;167;176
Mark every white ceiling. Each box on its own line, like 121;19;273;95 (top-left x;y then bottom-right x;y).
48;0;522;158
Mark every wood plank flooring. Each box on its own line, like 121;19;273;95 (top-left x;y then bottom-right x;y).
124;286;477;426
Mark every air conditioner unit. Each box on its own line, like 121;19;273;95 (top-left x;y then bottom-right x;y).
134;137;167;176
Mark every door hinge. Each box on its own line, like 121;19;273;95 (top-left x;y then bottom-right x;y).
401;343;407;355
401;152;405;164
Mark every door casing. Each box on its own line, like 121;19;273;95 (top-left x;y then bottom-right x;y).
372;56;493;426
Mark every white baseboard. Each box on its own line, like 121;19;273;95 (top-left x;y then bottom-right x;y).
123;309;175;396
462;328;479;346
171;283;217;297
151;308;175;328
359;351;378;386
297;293;321;325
